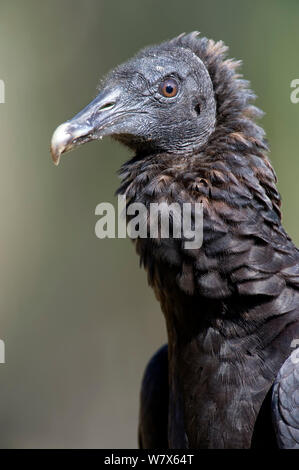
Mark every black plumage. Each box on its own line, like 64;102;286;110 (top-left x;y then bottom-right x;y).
50;32;299;449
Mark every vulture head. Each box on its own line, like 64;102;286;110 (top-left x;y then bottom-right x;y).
51;33;218;164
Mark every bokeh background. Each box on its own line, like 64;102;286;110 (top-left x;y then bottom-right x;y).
0;0;298;448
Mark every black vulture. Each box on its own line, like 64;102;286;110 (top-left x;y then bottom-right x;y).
50;33;299;449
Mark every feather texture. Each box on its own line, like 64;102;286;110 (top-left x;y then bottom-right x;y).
116;34;299;448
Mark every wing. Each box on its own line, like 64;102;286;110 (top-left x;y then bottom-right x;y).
272;348;299;448
138;344;169;449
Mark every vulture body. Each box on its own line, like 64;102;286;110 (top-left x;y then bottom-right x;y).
51;33;299;449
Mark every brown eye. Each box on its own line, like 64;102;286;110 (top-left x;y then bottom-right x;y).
159;78;178;98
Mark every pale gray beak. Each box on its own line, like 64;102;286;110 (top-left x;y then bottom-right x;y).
50;89;119;165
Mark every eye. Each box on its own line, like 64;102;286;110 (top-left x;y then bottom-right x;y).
159;78;178;98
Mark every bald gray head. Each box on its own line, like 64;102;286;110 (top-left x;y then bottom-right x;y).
51;34;216;164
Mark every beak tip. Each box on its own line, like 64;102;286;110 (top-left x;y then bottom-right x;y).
50;122;71;166
50;145;62;166
51;151;61;166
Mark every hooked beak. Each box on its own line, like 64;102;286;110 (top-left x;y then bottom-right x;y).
50;89;119;165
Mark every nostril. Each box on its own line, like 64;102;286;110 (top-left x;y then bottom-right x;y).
98;102;116;112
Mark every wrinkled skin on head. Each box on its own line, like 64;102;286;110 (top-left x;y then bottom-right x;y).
50;38;216;164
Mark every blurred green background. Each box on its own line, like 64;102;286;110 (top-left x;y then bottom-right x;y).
0;0;298;448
